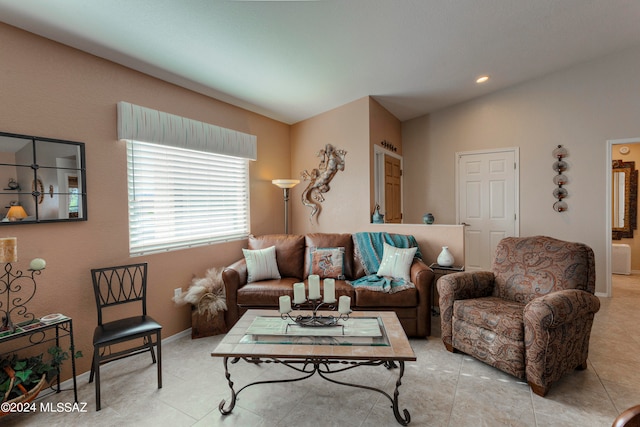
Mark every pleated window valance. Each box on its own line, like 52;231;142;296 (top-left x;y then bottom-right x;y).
117;101;257;160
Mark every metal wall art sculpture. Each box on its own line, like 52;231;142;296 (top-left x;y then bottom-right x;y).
301;144;347;222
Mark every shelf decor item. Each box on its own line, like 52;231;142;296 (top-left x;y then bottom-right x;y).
423;213;435;224
0;237;45;333
553;145;569;212
372;204;384;223
437;246;454;267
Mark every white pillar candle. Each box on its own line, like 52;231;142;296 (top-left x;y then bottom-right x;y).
0;237;17;263
293;282;306;304
279;295;292;314
338;295;351;314
323;278;336;303
29;258;46;271
308;274;321;300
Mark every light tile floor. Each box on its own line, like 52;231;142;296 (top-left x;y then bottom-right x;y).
4;275;639;426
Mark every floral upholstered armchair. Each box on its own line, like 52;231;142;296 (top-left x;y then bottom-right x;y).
437;236;600;397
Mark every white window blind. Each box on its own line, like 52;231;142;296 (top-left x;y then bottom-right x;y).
126;140;250;256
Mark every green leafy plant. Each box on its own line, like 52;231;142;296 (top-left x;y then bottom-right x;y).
0;346;82;402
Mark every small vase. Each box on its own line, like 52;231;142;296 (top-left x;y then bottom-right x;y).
423;213;434;224
437;246;454;267
372;205;384;224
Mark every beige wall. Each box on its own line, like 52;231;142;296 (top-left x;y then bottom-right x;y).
290;96;465;264
403;45;640;294
612;142;640;270
0;23;290;377
290;97;370;233
368;98;402;216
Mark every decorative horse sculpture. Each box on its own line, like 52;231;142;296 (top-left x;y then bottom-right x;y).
301;144;347;222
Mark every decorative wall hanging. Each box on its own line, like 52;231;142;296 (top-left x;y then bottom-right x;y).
552;145;568;212
381;139;397;152
301;144;347;222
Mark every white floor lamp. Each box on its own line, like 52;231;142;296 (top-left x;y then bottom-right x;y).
272;179;300;234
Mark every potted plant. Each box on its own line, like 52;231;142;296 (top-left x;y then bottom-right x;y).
0;345;82;409
173;267;227;338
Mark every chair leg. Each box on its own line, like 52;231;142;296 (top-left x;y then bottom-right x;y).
94;347;101;411
528;381;549;397
157;331;162;389
444;342;459;353
145;335;157;364
89;349;96;383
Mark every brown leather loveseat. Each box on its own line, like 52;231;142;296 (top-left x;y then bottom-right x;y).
222;233;434;337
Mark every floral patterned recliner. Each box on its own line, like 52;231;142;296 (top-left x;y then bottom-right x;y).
437;235;600;396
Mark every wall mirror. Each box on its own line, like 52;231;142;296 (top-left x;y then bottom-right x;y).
0;131;87;225
612;159;637;239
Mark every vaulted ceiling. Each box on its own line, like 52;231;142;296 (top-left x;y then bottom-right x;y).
2;0;640;124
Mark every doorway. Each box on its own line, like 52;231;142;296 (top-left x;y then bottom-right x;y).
373;146;403;223
456;147;520;271
606;138;640;298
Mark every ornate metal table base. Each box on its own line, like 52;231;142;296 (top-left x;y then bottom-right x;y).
218;356;411;426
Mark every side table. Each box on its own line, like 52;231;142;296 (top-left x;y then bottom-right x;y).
0;315;78;402
428;263;465;315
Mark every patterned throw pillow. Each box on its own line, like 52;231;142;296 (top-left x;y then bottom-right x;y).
242;245;281;283
376;242;417;281
309;247;345;279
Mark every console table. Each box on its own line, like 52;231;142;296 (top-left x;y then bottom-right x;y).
0;315;78;402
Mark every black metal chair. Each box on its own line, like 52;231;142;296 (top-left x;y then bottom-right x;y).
89;262;162;411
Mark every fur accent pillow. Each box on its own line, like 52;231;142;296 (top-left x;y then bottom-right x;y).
309;247;345;279
376;242;417;281
243;245;281;283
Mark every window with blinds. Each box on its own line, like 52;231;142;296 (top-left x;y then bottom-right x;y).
126;140;250;256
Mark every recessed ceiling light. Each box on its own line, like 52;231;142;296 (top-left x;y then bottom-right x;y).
476;75;490;84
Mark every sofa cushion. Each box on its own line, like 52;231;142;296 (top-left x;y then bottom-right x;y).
354;286;418;307
376;243;417;282
308;247;345;279
453;296;525;341
242;246;281;283
304;234;354;280
249;234;305;279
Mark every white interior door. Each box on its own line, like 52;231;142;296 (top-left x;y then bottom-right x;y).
457;148;519;271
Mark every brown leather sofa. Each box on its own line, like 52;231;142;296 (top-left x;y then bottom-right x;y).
222;233;434;337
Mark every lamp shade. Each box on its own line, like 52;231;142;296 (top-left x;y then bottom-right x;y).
6;205;28;220
272;179;300;189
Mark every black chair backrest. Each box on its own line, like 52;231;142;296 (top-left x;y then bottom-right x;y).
91;263;148;325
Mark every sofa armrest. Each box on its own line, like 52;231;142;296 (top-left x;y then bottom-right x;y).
437;271;495;349
524;289;600;329
523;289;600;393
410;259;434;337
222;259;247;328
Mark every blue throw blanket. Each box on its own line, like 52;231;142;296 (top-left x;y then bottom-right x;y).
348;232;422;293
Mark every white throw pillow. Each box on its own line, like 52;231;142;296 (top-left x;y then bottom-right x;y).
376;242;417;281
242;245;281;283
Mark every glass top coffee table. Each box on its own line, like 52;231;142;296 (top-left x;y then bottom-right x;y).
211;309;416;425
